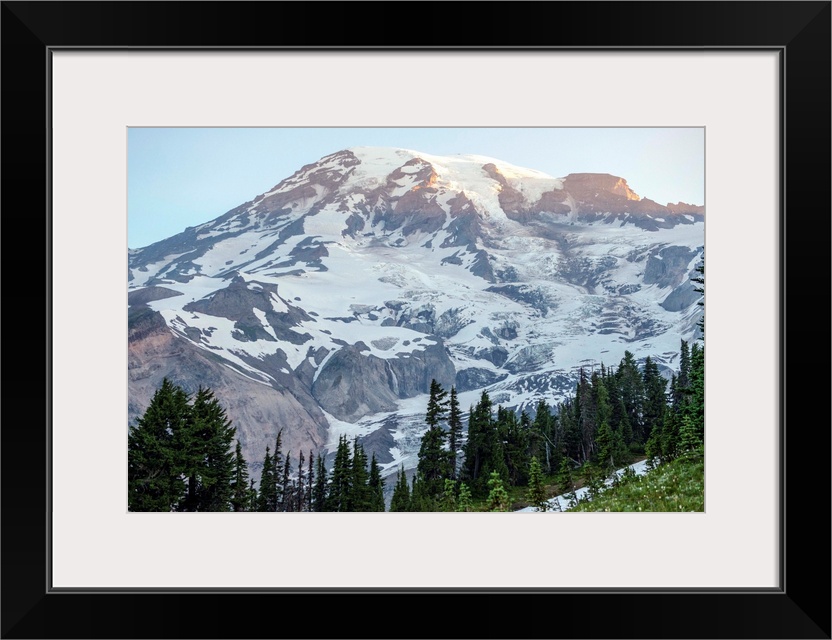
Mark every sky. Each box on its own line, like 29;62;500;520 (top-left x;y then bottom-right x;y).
128;127;704;249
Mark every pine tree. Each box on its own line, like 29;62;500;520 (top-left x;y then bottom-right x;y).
617;351;645;446
486;471;510;512
577;369;597;462
350;437;370;511
692;257;704;337
674;340;691;410
687;342;705;443
272;430;284;510
462;391;507;497
128;378;190;511
281;452;293;512
305;449;314;512
413;381;455;508
642;356;668;446
594;374;628;473
327;435;352;512
532;399;557;474
247;478;258;511
556;456;574;496
230;440;250;512
660;410;681;461
501;407;530;487
184;386;236;511
409;475;434;512
296;450;306;512
415;424;451;505
447;386;463;480
440;479;458;512
313;453;328;512
425;379;449;429
526;456;548;512
558;397;582;465
456;482;473;512
256;447;276;512
678;414;702;453
390;466;411;512
368;453;386;512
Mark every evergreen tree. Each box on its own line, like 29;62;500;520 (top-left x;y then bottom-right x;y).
390;466;411;512
281;452;293;512
368;453;386;512
532;399;557;474
486;471;510;512
128;378;190;512
272;430;284;511
461;391;507;497
327;435;352;511
256;447;276;512
642;356;668;446
687;342;705;443
183;386;236;512
296;450;306;512
415;423;451;504
577;369;597;462
350;437;370;511
558;397;582;465
501;407;530;486
425;379;449;429
678;414;702;453
660;410;681;461
692;257;705;336
305;449;314;512
230;440;250;512
440;479;458;512
409;475;432;512
526;456;548;512
447;386;463;480
247;478;258;511
616;351;645;446
313;453;328;512
556;456;574;496
456;482;473;512
593;374;628;473
674;340;692;410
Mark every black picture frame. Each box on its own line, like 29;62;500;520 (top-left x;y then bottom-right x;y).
2;2;829;638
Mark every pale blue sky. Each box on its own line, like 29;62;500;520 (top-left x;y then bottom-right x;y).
128;127;704;249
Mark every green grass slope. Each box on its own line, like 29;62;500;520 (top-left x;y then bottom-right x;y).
570;451;704;512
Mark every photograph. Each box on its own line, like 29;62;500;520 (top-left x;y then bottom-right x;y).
127;127;705;514
3;0;828;636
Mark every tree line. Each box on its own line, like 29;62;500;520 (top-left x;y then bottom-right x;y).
388;335;704;511
129;258;703;512
128;340;703;513
128;381;386;512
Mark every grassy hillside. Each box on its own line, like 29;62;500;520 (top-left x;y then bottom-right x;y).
569;451;704;512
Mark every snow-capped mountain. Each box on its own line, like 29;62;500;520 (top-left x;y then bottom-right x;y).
128;146;704;479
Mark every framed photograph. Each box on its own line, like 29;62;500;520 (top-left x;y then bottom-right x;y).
3;2;829;638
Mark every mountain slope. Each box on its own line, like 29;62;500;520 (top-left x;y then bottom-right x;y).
128;147;704;478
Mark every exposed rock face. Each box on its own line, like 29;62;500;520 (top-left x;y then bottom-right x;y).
503;343;559;373
311;340;455;422
455;367;508;392
644;246;699;289
561;173;704;229
128;286;183;306
661;281;701;312
184;275;313;345
127;308;328;471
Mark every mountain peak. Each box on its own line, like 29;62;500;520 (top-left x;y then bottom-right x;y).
563;173;641;201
